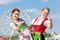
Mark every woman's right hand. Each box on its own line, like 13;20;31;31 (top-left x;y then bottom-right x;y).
18;23;22;27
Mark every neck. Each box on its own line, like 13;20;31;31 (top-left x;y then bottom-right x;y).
40;16;46;19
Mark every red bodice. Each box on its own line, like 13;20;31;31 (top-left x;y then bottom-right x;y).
33;18;48;33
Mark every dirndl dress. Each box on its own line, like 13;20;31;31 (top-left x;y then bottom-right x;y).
15;22;32;40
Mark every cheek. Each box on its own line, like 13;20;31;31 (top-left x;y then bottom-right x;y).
13;15;16;17
42;13;45;15
42;13;47;17
45;14;48;17
12;15;16;18
44;13;47;15
44;14;47;16
16;15;19;17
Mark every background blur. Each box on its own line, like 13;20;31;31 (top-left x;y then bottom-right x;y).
0;0;60;37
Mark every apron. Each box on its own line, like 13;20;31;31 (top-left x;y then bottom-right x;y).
15;22;32;40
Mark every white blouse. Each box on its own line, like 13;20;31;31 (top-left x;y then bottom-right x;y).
31;18;50;27
10;21;24;27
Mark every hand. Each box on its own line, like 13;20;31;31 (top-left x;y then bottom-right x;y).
18;22;22;26
28;27;33;32
48;17;52;21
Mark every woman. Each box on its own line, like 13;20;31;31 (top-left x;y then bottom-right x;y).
10;8;32;40
29;7;53;40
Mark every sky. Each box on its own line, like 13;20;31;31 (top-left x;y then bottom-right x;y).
0;0;60;36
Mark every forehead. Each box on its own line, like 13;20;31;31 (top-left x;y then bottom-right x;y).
13;11;19;14
43;9;49;12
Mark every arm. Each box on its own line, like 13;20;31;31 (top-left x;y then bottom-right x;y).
29;18;36;31
11;23;22;31
29;24;34;32
48;18;53;29
47;17;53;29
29;18;36;29
44;17;53;29
29;24;33;29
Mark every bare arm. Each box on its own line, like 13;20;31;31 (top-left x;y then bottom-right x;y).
48;17;53;29
29;24;33;29
29;24;34;32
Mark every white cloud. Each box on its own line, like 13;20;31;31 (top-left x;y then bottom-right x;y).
25;8;39;12
42;0;49;2
24;8;40;16
0;0;20;5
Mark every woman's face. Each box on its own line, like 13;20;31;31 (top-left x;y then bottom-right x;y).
12;11;19;20
41;9;49;18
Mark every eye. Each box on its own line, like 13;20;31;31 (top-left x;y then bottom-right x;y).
44;12;48;14
15;14;19;15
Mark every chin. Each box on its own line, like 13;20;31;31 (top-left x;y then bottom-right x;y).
43;16;46;18
14;17;18;19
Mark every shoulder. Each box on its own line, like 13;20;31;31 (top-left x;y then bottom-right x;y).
10;22;14;26
31;18;37;24
44;19;50;27
45;19;50;23
32;18;36;21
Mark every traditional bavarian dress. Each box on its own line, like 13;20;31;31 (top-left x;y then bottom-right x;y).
31;18;50;40
10;18;32;40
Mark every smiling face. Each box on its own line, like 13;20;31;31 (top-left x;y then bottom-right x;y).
41;8;50;18
12;11;20;20
11;8;20;20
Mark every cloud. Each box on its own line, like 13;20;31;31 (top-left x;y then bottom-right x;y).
0;0;20;5
42;0;49;2
25;8;39;12
24;8;40;17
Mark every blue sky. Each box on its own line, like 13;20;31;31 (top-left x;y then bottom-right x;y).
0;0;60;36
